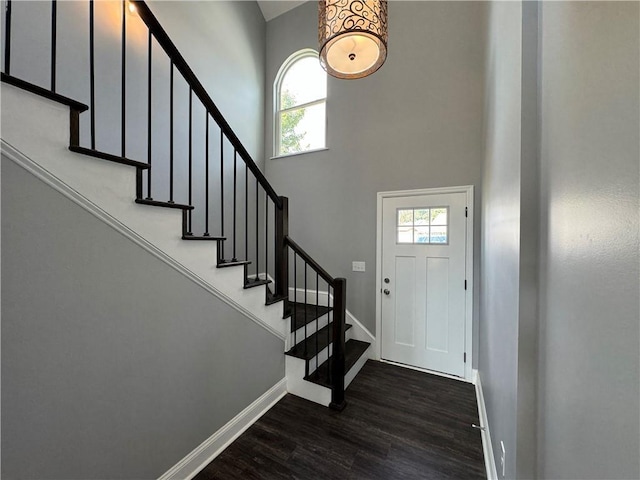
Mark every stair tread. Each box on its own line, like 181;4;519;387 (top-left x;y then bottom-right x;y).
69;146;149;169
304;339;371;389
286;323;353;360
244;277;271;289
135;198;193;210
217;259;251;268
266;291;287;306
2;73;89;112
182;234;225;241
288;302;333;331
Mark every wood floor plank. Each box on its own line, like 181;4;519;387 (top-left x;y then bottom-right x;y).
194;360;486;479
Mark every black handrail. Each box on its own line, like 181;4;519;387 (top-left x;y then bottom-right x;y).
285;236;335;286
131;0;282;210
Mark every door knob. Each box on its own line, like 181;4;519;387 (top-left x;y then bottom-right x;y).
383;289;390;295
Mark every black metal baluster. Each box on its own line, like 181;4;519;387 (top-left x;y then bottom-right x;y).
146;29;152;199
50;0;57;92
293;252;297;348
89;0;95;149
204;113;209;236
121;0;126;157
187;87;193;235
220;130;224;258
232;149;237;261
316;272;319;373
304;262;308;359
169;61;174;203
245;164;248;264
327;284;332;383
255;178;259;279
4;0;12;75
265;192;268;281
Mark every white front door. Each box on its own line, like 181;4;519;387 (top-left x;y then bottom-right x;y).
380;191;468;377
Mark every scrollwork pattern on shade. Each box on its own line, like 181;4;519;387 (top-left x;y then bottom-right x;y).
318;0;388;45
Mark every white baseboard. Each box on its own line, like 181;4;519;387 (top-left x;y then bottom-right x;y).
474;370;498;480
158;378;287;480
380;358;470;384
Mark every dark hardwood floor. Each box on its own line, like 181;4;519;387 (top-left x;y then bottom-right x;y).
195;360;486;479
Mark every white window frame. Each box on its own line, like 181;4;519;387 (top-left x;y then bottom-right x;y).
273;49;327;158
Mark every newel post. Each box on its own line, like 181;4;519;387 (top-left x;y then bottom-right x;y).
275;196;289;304
330;277;347;411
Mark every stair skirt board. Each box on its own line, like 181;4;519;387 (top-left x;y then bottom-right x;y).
0;85;288;340
288;286;376;355
158;379;287;480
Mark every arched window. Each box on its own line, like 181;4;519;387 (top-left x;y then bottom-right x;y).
274;49;327;157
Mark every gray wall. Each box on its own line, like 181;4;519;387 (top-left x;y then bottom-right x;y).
264;2;486;349
481;1;640;478
479;2;522;479
537;2;640;478
1;158;285;479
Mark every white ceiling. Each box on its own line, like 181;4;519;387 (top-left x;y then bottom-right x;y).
257;1;308;21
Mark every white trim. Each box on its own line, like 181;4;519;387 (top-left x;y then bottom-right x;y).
474;370;498;480
375;185;475;380
380;359;470;384
158;379;287;480
1;140;285;341
270;147;329;160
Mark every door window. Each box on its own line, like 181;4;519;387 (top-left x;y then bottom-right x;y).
396;207;449;244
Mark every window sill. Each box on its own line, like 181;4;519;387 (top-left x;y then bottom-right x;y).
270;147;329;160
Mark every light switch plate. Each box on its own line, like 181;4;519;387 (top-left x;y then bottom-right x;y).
352;261;366;272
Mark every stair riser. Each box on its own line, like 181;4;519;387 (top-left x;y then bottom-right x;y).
306;344;331;377
285;355;331;407
289;311;332;347
289;287;333;307
302;326;357;376
344;343;372;388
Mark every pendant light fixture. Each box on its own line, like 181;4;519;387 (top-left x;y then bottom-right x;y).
318;0;388;80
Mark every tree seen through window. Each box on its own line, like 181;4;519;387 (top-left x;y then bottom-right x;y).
275;50;327;156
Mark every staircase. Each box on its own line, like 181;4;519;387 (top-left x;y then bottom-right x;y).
0;0;370;409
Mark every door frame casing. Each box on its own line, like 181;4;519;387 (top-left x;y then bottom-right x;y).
375;185;475;382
